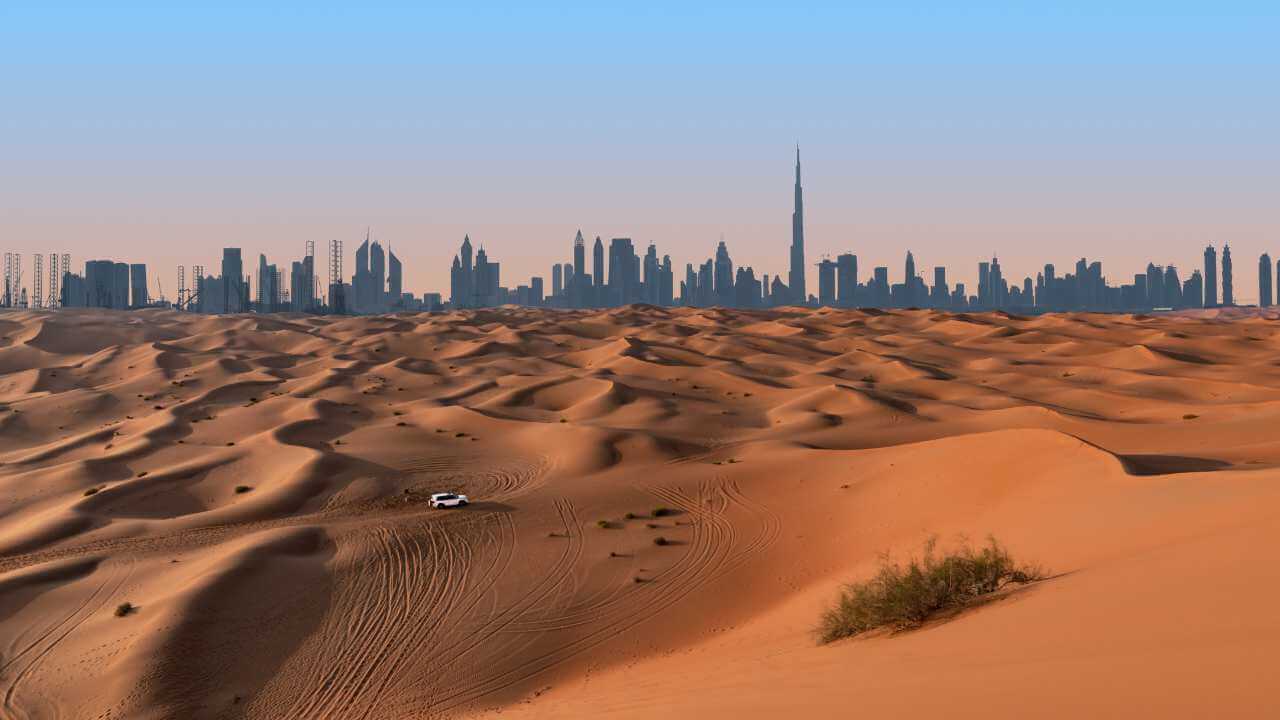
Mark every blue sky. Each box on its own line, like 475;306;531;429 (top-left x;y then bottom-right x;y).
2;2;1277;299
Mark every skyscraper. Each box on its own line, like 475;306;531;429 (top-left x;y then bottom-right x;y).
129;263;148;308
1260;253;1273;307
817;258;836;306
370;240;386;309
1204;245;1218;307
714;240;734;306
836;253;857;307
221;248;243;313
593;236;604;289
387;248;402;305
551;264;562;297
1222;244;1234;306
788;146;806;305
573;230;586;279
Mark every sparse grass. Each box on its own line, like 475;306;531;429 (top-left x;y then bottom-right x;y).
115;602;135;617
818;537;1042;644
645;523;659;529
234;485;253;494
653;536;670;546
624;512;638;520
1183;414;1199;420
596;520;611;529
651;507;674;517
83;486;101;496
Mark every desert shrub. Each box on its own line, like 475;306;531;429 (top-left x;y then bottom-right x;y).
83;487;101;496
653;536;669;546
115;602;135;617
624;512;638;520
596;520;611;529
651;507;674;517
234;485;253;494
818;537;1041;644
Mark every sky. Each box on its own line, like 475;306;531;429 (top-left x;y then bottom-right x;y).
2;2;1278;303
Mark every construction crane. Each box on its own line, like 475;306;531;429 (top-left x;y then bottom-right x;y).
154;275;166;306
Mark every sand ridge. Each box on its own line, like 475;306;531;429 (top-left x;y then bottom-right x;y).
1;305;1279;718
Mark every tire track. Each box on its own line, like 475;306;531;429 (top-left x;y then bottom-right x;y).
1;560;133;720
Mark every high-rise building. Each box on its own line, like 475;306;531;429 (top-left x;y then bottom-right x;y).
221;248;244;314
551;264;562;297
817;258;836;306
714;240;734;306
593;236;604;289
129;263;148;308
788;146;806;305
1222;244;1234;306
387;249;402;306
112;262;129;310
573;230;586;280
836;253;857;307
1260;253;1273;307
1203;245;1218;307
370;241;386;309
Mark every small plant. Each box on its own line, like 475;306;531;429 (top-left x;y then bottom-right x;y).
652;507;674;517
817;537;1042;644
559;418;568;423
115;602;135;617
653;536;670;546
83;487;101;496
596;520;611;529
1183;414;1199;420
646;523;658;529
624;512;638;520
234;485;253;494
396;421;408;427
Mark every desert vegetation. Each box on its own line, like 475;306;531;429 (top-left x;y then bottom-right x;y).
818;537;1042;644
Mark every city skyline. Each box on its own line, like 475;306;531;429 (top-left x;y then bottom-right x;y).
4;146;1274;315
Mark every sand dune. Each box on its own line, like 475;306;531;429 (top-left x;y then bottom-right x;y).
2;305;1279;718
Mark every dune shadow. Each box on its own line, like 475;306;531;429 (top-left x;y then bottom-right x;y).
1119;454;1231;476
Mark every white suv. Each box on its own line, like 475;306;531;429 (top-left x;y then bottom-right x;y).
429;492;470;508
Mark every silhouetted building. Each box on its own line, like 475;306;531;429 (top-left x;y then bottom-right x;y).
1261;253;1273;307
788;146;806;304
1222;244;1234;306
1204;245;1218;307
129;263;148;308
817;258;836;306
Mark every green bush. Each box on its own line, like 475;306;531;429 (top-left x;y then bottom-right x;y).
818;537;1041;644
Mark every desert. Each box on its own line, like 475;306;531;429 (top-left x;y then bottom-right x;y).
2;305;1280;719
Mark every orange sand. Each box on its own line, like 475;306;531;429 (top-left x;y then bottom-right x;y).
1;306;1278;718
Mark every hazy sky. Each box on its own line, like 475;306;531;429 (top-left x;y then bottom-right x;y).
3;2;1277;302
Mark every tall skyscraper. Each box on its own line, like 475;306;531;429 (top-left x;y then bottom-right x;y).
573;230;586;279
1260;253;1273;307
593;236;604;289
788;146;806;304
836;253;857;307
221;248;243;313
387;248;402;305
1204;245;1218;307
370;240;386;309
817;258;836;306
1222;244;1234;306
714;240;733;306
129;263;148;308
551;264;562;297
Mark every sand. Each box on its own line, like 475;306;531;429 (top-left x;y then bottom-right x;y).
1;305;1278;718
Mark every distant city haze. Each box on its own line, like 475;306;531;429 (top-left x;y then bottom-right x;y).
3;4;1278;303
